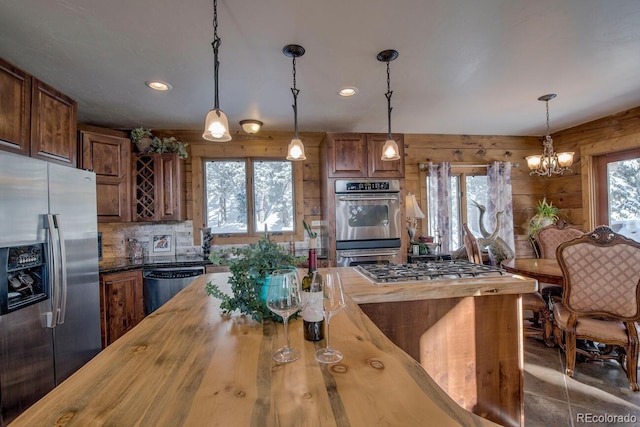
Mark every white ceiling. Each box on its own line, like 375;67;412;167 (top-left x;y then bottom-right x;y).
1;0;640;137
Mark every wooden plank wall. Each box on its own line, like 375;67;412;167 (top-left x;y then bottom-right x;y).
155;130;325;246
154;105;640;258
403;134;544;257
549;105;640;231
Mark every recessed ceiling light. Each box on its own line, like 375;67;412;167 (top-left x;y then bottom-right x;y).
338;86;358;97
145;80;172;91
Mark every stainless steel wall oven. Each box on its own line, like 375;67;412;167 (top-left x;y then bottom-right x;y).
334;179;402;266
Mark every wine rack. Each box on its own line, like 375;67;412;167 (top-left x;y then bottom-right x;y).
132;153;184;222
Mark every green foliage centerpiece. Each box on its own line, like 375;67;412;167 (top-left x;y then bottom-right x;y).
205;236;303;322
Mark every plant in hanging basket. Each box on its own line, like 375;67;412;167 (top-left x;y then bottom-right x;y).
205;236;304;322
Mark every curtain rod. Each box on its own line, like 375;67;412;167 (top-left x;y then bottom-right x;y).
419;161;519;170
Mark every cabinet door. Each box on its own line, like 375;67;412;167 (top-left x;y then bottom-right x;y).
80;131;131;222
367;133;405;178
157;153;184;221
99;270;144;348
0;57;31;155
326;133;367;178
133;153;184;222
30;79;78;166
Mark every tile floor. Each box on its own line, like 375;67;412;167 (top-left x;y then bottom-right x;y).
524;337;640;426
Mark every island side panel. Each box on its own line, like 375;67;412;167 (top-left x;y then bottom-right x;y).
359;293;523;427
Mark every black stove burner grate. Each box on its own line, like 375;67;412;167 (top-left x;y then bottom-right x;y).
356;260;505;283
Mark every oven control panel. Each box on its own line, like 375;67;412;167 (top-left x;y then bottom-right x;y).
335;179;400;193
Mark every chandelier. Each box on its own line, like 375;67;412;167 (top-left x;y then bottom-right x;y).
526;94;573;176
377;49;401;161
202;0;232;142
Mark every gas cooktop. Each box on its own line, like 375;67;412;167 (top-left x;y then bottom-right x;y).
356;260;506;284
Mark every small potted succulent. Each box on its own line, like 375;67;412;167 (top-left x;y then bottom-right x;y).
205;236;303;322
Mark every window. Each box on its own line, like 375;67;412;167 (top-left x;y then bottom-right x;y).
427;170;488;250
595;148;640;242
204;159;295;236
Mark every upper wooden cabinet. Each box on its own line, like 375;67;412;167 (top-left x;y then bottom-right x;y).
79;127;131;222
133;153;185;222
325;132;404;178
30;79;77;166
0;57;77;166
0;57;31;156
366;133;405;178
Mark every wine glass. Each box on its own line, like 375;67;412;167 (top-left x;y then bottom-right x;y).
312;269;346;364
267;269;304;363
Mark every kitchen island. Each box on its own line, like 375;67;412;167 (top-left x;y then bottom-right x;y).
10;268;535;427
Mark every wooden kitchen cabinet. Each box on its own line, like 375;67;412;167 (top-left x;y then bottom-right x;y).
0;57;31;156
79;126;132;222
133;153;185;222
366;133;405;178
325;132;404;178
99;269;144;348
0;57;77;166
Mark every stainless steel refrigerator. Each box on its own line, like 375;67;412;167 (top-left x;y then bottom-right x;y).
0;151;101;426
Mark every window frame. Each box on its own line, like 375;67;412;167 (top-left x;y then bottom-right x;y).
594;147;640;226
422;165;488;250
201;156;304;244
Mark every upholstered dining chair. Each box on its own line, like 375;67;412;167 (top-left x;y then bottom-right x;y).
553;225;640;391
462;223;482;264
527;221;585;345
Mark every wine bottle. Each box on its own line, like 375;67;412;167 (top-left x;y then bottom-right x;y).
301;243;324;341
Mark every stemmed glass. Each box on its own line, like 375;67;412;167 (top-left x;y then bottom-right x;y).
266;269;304;363
311;269;346;364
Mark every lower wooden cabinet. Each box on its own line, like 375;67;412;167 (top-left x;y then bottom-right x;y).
99;269;144;348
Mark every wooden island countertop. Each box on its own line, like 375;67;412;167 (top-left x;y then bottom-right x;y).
10;268;535;427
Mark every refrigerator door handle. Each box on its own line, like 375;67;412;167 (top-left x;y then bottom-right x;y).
53;214;67;324
45;214;60;328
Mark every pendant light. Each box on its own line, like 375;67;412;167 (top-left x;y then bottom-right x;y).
283;44;306;161
526;94;574;176
377;49;401;161
202;0;232;142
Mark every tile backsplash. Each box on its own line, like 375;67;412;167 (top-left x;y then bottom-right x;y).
98;221;200;259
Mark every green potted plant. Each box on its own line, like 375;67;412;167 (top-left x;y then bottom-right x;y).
205;236;303;322
528;197;560;237
129;128;189;159
148;136;189;159
130;127;153;153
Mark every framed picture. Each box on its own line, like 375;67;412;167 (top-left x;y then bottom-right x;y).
149;232;175;257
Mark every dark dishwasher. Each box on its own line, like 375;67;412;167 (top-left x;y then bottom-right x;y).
143;266;205;315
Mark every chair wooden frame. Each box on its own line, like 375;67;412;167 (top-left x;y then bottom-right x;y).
553;225;640;391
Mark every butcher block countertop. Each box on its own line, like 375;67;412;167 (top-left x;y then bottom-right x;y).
8;269;513;427
340;266;537;304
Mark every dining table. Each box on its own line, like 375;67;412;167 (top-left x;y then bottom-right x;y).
502;258;564;286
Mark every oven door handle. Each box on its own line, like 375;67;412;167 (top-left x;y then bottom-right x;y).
337;196;398;202
337;250;400;258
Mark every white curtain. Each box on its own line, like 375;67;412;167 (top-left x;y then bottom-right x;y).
427;162;452;254
486;161;515;257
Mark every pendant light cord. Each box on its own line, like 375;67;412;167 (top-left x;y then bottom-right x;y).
212;0;221;110
291;55;300;138
385;61;393;139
